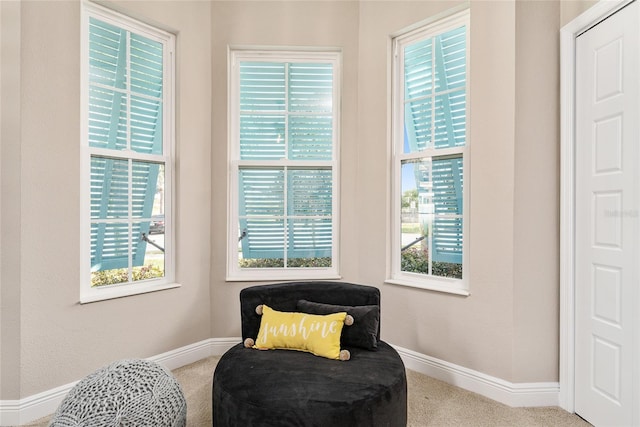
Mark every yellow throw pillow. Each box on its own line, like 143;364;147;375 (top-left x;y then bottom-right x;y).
253;305;347;360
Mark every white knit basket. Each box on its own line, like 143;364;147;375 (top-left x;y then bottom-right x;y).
49;359;187;427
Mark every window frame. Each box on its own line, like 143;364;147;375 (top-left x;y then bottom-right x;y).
226;48;341;282
387;10;470;295
80;2;177;303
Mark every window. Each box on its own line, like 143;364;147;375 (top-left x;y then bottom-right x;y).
389;10;469;295
227;49;341;281
80;3;176;303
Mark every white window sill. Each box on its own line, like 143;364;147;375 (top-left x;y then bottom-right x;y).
80;281;181;304
385;278;470;296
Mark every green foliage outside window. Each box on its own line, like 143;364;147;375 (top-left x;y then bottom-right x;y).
91;263;164;287
401;247;462;279
239;257;332;268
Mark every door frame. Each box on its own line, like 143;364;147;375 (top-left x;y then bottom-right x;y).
559;0;635;413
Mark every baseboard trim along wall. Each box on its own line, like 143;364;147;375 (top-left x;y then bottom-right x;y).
0;338;559;425
393;345;560;408
0;338;240;426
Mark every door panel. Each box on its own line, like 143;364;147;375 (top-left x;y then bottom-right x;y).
575;2;638;426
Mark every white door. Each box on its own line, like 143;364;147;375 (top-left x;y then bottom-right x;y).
575;2;639;426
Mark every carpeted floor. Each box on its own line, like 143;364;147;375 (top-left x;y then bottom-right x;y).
26;355;590;427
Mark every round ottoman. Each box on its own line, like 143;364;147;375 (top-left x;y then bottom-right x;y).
213;342;407;427
50;359;187;427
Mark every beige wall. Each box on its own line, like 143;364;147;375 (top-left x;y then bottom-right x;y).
560;0;598;27
1;0;22;400
209;0;546;382
357;0;519;380
1;0;213;398
209;0;598;383
209;0;361;338
513;0;561;382
1;0;603;402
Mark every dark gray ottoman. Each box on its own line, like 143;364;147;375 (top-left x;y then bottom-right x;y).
212;281;408;427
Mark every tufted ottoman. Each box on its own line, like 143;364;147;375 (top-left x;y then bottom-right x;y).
50;359;186;427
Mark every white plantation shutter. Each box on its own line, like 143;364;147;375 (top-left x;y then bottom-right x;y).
403;24;466;266
234;56;337;267
88;17;164;272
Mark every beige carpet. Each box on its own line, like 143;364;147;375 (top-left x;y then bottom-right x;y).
26;356;590;427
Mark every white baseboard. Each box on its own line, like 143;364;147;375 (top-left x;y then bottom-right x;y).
149;337;239;370
1;339;558;425
393;344;560;408
0;337;240;426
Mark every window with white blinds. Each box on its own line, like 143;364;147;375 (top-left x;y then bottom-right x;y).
389;10;469;295
228;50;340;281
81;3;176;302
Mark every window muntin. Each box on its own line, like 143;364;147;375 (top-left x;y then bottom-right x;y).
391;11;469;294
82;4;175;302
228;51;340;280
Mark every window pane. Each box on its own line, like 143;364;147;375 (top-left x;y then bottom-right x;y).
151;164;165;217
238;167;285;264
90;222;165;287
404;39;433;99
89;17;127;89
90;157;165;274
403;25;467;154
238;218;285;267
288;63;333;113
288;218;332;264
240;62;286;112
432;156;463;277
435;26;466;92
433;91;466;148
237;169;332;265
88;87;127;150
432;216;462;278
90;222;129;278
91;157;129;220
90;158;164;270
432;156;463;214
130;33;163;98
400;160;428;274
239;168;285;216
240;115;285;160
237;218;332;268
404;97;432;153
132;161;161;220
288;169;332;216
400;157;462;279
133;221;165;282
131;96;163;154
289;116;333;160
